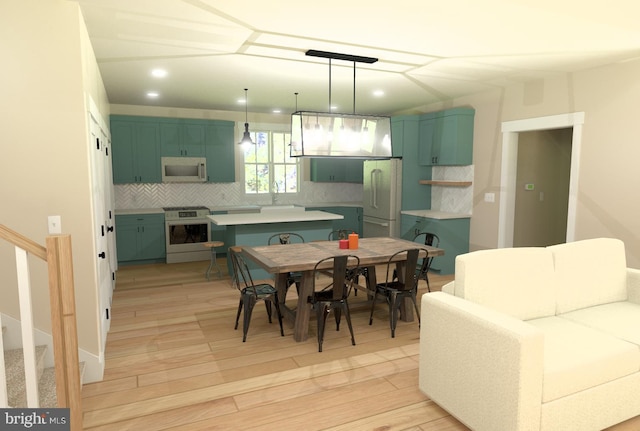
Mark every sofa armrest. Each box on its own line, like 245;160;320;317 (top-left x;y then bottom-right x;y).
441;281;455;294
419;292;544;431
626;268;640;304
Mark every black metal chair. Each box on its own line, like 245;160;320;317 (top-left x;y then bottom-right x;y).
267;232;305;295
229;247;284;342
327;229;367;295
413;232;440;291
369;248;428;338
327;229;353;240
308;255;360;352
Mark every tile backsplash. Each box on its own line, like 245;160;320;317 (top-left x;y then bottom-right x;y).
114;181;364;209
430;165;474;214
115;165;473;214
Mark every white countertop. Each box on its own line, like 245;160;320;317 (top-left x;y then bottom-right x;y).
401;210;471;220
208;210;343;226
115;208;164;215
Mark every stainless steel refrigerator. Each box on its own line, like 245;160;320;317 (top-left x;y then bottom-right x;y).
362;158;402;237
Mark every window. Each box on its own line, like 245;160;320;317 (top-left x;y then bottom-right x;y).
243;130;299;195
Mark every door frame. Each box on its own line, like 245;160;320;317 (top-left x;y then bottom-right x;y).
498;112;585;248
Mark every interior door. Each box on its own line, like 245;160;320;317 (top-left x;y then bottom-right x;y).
88;106;113;346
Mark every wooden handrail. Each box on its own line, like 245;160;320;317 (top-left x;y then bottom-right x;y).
0;224;47;261
1;225;82;430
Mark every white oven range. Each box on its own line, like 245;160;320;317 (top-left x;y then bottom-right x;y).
163;206;211;263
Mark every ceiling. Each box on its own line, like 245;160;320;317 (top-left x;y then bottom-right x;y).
74;0;640;116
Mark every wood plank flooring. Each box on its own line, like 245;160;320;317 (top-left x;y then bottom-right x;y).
82;259;640;430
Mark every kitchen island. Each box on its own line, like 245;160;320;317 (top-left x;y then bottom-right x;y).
208;207;344;278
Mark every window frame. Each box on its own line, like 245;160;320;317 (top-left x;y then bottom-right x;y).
241;128;300;198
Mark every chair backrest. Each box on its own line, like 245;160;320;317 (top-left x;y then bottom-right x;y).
328;229;355;241
312;255;360;299
384;248;428;290
414;232;438;277
414;232;440;248
268;232;305;245
229;247;256;293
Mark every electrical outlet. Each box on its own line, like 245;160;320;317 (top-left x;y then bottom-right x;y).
48;215;62;234
484;193;495;203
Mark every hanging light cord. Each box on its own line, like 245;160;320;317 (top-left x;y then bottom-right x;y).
244;88;248;123
328;59;332;112
353;61;356;114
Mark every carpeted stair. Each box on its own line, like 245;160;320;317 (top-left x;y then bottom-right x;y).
3;326;84;408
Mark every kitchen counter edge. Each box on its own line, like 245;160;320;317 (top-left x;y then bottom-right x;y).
401;210;471;220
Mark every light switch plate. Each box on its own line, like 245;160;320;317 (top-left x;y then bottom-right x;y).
484;193;495;203
48;215;62;234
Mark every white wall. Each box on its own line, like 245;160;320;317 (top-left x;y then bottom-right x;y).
0;0;107;361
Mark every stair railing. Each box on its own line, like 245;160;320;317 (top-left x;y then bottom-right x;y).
0;224;83;430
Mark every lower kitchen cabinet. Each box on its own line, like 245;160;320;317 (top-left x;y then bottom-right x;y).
400;215;470;275
310;206;363;235
115;214;166;264
210;211;227;246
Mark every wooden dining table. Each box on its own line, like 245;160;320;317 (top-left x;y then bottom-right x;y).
241;236;445;342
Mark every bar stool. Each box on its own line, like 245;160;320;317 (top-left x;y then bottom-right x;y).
203;241;224;280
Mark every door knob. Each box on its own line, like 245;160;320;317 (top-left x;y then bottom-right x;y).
98;252;106;259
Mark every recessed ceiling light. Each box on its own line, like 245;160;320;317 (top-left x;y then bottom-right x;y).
151;69;167;78
272;109;281;114
146;92;159;98
330;105;338;111
373;90;385;97
237;98;246;104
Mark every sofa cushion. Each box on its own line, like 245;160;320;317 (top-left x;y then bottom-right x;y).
548;238;628;314
453;247;556;320
560;301;640;346
527;316;640;403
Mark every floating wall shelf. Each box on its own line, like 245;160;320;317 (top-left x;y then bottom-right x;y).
419;180;472;187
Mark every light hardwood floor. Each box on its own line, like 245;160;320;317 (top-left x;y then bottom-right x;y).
82;259;640;430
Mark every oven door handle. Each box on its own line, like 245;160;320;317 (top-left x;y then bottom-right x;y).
165;218;210;226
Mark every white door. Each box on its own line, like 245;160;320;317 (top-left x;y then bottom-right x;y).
88;106;113;347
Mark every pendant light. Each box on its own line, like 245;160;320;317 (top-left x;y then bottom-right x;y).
290;50;392;158
239;88;255;147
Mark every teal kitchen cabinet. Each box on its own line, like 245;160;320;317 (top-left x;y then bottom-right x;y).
310;159;363;183
392;115;430;211
311;206;362;234
205;121;235;182
419;108;474;166
115;214;166;264
400;214;470;275
159;119;206;157
209;211;227;245
111;116;161;184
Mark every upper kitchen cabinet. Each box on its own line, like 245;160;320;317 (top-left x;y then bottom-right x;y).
392;115;430;211
310;158;363;183
111;116;161;184
205;120;235;182
159;119;206;157
419;108;474;166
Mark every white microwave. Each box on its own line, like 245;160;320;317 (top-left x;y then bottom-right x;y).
161;157;207;183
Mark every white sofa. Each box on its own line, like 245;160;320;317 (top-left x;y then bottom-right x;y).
419;238;640;431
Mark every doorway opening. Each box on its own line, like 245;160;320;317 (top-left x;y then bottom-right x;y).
498;112;585;248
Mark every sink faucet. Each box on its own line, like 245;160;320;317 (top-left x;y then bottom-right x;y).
271;181;279;204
